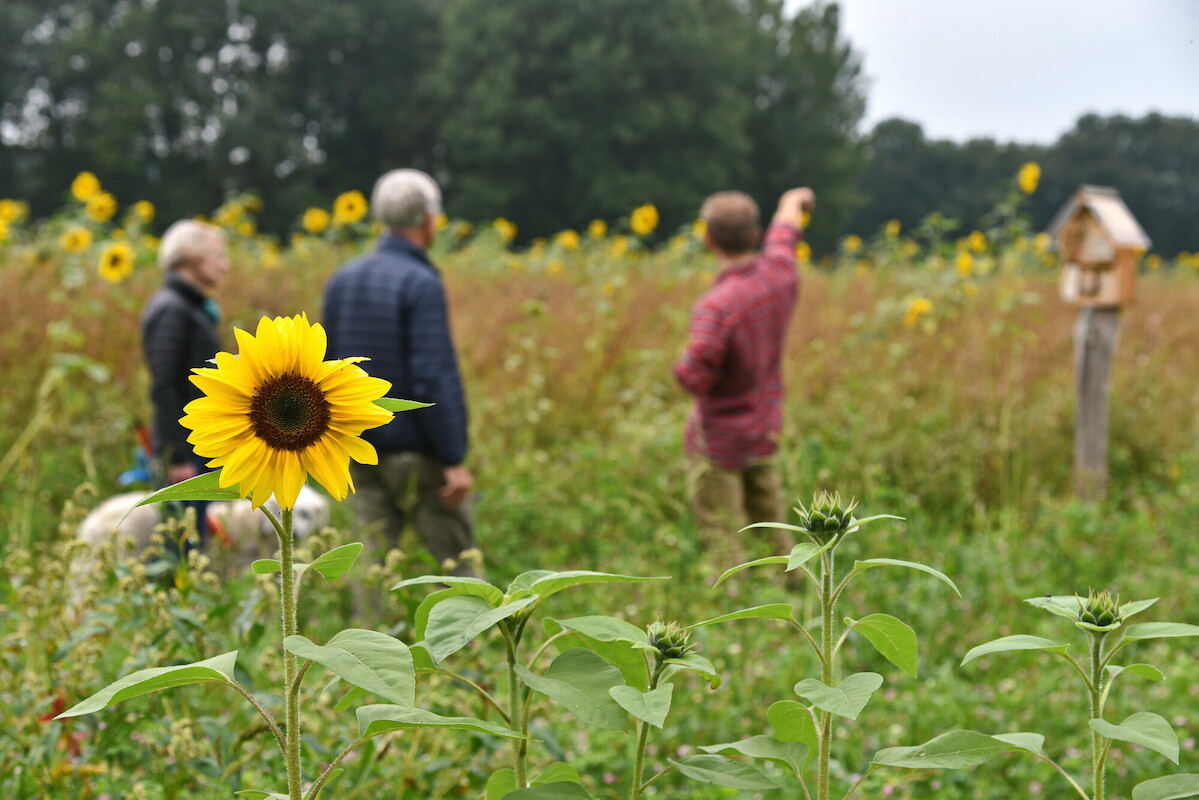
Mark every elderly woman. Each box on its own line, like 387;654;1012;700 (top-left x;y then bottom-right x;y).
140;219;229;545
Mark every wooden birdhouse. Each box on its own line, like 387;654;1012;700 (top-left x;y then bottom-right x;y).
1048;185;1151;308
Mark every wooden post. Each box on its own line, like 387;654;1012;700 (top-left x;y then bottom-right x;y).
1073;307;1120;499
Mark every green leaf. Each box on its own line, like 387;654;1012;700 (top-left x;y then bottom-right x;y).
307;543;364;581
698;736;808;777
872;730;1017;769
507;570;668;604
848;613;919;678
391;575;504;607
425;595;537;662
684;604;793;630
768;700;819;766
852;559;961;597
961;635;1069;667
669;755;779;790
713;556;789;587
375;397;433;412
251;559;281;575
284;630;414;707
610;684;672;728
535;763;581;785
991;732;1046;758
788;541;832;571
127;471;241;518
486;769;517;800
543;621;649;690
547;616;648;645
1107;663;1166;682
1025;595;1085;618
56;651;238;718
514;649;626;730
1123;623;1199;641
1133;774;1199;800
1090;712;1179;764
502;782;592;800
794;672;883;720
662;652;721;688
356;704;524;740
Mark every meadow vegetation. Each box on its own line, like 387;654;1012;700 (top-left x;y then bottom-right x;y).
1;177;1198;798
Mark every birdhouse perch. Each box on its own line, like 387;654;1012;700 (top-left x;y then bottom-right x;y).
1048;185;1150;307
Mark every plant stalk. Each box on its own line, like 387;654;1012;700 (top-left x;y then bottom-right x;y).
630;661;666;800
817;543;836;800
279;508;302;800
502;623;527;789
1089;632;1106;800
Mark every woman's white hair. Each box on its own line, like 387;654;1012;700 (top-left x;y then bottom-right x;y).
371;169;442;230
158;220;223;271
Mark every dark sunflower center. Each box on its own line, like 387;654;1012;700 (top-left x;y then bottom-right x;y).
250;373;331;451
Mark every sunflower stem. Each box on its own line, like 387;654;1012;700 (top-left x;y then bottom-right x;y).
279;507;302;800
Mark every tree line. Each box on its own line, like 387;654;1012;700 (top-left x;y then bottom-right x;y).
2;0;1195;255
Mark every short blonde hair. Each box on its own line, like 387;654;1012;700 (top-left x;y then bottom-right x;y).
158;220;223;271
700;191;760;255
372;169;442;230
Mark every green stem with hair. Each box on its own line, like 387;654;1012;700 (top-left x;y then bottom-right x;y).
817;540;837;800
1089;632;1107;800
630;661;667;800
279;508;302;800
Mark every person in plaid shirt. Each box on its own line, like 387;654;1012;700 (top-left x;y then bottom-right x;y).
673;187;815;555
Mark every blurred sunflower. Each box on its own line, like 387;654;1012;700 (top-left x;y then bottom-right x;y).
885;219;901;238
71;171;101;202
589;219;608;239
1018;162;1041;195
181;314;393;509
86;192;118;223
842;234;862;253
554;229;580;251
97;242;135;283
0;220;8;243
61;226;94;253
493;217;518;243
956;252;974;277
0;199;28;223
630;203;659;236
691;218;707;238
968;230;987;253
333;190;368;226
132;200;156;224
302;207;330;235
903;297;933;328
796;241;812;264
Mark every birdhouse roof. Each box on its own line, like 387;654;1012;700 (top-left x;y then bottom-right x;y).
1046;185;1151;251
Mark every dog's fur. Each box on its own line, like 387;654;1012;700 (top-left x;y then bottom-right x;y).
74;484;331;579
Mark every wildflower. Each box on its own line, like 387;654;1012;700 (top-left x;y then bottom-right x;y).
646;621;694;660
180;314;393;509
904;297;933;328
842;234;862;253
97;242;135;283
885;219;901;238
588;219;607;239
0;199;28;223
1018;162;1041;195
302;208;330;235
86;192;119;223
630;203;659;236
968;231;987;253
333;190;368;226
796;241;811;264
493;217;518;243
956;252;974;277
692;218;707;238
71;171;102;202
132;200;156;224
555;229;580;251
794;491;859;538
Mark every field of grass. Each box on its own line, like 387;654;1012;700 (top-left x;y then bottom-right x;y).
2;187;1198;799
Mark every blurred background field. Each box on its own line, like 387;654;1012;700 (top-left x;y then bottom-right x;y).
1;174;1198;798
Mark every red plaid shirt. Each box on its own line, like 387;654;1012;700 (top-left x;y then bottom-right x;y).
673;223;801;470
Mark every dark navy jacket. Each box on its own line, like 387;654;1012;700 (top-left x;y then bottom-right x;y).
322;235;469;465
141;271;221;465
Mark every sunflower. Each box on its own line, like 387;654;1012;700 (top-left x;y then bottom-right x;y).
629;203;659;236
181;314;393;509
86;192;118;223
61;226;94;253
302;207;330;235
332;190;368;226
588;219;607;239
1018;162;1041;195
132;200;156;224
71;171;101;202
97;242;134;283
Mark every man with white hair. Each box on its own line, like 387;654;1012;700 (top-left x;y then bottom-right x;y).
322;169;480;578
140;219;229;544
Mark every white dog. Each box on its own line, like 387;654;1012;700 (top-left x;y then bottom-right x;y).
74;483;331;579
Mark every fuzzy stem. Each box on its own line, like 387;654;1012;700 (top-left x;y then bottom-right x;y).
1089;632;1106;800
630;660;666;800
502;622;527;789
817;544;836;800
279;508;302;800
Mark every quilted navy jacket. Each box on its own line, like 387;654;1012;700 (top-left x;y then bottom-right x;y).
322;235;469;465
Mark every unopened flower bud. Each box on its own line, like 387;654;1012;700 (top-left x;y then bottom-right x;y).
646;620;694;660
795;490;859;538
1078;588;1124;630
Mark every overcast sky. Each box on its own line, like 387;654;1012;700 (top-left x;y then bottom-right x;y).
831;0;1198;143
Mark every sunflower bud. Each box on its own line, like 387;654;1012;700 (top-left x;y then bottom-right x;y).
1077;589;1124;630
646;621;694;660
795;491;859;538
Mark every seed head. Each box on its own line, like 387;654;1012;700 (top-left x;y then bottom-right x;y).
646;620;694;660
